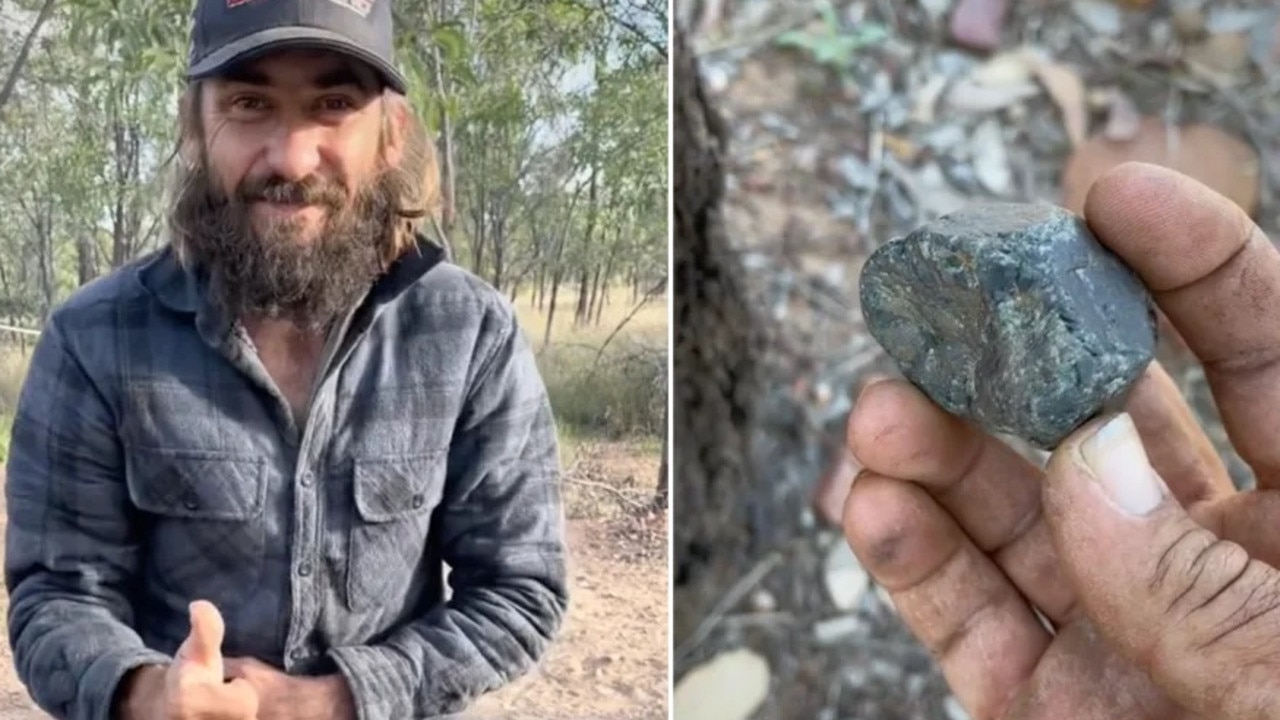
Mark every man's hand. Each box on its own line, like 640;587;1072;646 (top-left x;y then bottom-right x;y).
117;600;258;720
841;161;1280;719
224;657;355;720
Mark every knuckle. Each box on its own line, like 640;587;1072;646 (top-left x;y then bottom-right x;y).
1146;528;1280;689
1197;563;1280;651
1150;528;1249;615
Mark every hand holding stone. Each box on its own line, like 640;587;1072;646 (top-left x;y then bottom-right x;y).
842;162;1280;720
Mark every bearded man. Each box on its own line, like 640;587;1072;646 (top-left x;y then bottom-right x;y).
3;2;568;719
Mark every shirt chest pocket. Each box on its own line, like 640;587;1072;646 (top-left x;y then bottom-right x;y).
125;447;269;614
345;452;448;612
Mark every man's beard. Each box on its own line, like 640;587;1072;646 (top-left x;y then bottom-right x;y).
174;163;400;331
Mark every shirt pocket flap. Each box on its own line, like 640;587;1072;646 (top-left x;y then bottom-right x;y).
126;447;267;521
353;452;447;523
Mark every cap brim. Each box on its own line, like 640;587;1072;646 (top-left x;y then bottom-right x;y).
187;26;408;94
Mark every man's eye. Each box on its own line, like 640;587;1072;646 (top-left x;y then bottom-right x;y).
230;96;267;112
319;97;356;113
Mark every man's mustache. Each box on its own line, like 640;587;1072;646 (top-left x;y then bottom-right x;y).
234;176;346;209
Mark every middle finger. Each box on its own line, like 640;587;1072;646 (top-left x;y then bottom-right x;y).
848;378;1075;622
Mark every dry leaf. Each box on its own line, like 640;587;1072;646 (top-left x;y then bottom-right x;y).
1061;117;1260;216
1184;31;1252;80
882;133;921;163
971;49;1036;85
945;79;1040;114
1172;5;1206;40
1022;50;1088;147
911;74;950;124
945;49;1040;114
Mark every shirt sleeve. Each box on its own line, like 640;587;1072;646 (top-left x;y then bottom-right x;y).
4;317;170;720
327;299;569;720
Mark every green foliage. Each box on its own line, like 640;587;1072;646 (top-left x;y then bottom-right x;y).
776;0;890;75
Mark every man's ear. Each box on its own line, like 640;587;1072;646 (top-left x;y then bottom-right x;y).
381;94;409;168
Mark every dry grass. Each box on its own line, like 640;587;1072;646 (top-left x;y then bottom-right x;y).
513;288;668;442
512;286;668;352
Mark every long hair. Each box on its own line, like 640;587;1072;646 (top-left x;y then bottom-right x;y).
164;81;442;269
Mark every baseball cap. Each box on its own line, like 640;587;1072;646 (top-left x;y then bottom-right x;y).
186;0;409;94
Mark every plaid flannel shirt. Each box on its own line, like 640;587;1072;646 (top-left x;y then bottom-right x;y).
4;239;568;720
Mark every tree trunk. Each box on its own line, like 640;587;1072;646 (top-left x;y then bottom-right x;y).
594;239;617;324
0;0;57;117
573;266;591;326
654;404;669;510
543;268;563;348
672;25;765;659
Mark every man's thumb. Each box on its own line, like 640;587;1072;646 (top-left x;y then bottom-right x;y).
177;600;225;670
1044;413;1280;720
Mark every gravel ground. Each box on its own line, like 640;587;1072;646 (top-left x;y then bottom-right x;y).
673;0;1280;717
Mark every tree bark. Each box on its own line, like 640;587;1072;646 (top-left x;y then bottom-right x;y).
672;25;764;656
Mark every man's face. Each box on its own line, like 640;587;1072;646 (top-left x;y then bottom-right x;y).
202;49;387;239
176;48;406;329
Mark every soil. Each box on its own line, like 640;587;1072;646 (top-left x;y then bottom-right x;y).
0;441;668;720
674;0;1280;717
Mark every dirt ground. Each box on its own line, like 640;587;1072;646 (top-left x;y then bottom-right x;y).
675;0;1280;717
0;442;668;720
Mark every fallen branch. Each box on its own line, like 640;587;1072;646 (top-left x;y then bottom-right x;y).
561;475;650;511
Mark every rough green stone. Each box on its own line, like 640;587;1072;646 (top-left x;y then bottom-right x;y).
859;202;1157;449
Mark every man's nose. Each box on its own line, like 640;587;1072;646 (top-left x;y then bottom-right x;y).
263;125;323;181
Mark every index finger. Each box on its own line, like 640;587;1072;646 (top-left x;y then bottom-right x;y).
1084;161;1280;487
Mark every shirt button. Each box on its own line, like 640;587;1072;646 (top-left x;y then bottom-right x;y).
182;492;200;511
411;493;425;509
300;471;315;487
298;562;313;577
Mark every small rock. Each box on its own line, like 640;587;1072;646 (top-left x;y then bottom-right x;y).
674;649;771;720
915;163;970;218
858;203;1157;449
948;0;1008;51
1072;0;1123;36
1102;91;1142;142
813;615;863;645
969;119;1013;196
824;540;870;610
920;0;953;21
750;589;777;613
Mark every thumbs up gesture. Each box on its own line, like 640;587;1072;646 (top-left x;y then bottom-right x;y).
161;600;259;719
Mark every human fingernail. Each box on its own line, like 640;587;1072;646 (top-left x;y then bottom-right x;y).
1079;413;1165;516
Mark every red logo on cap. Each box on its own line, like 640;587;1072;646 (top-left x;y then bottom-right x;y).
226;0;254;7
